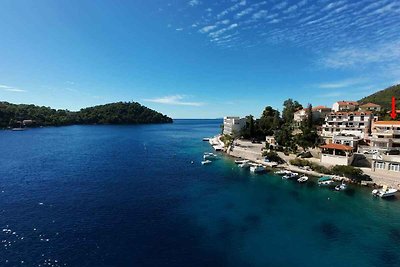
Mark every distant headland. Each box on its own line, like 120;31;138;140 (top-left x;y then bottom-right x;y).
0;101;173;129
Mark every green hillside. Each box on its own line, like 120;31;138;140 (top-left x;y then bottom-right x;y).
0;101;172;128
359;84;400;110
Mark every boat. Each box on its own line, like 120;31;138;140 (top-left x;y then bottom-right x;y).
335;182;348;191
250;164;266;173
203;152;218;160
202;138;210;141
282;172;298;180
318;176;333;186
201;160;212;165
297;175;309;183
274;169;291;175
235;159;249;164
238;162;250;168
372;186;398;198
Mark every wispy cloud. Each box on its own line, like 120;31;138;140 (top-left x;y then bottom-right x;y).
188;0;201;7
144;95;204;106
316;78;367;89
0;84;27;92
321;41;400;69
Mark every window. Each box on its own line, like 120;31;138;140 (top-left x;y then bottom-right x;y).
389;163;400;172
374;161;385;170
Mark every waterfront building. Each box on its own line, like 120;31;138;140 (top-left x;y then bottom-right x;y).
265;136;277;149
293;105;331;127
370;121;400;152
321;111;374;143
332;101;359;112
332;133;361;150
372;154;400;173
223;116;246;136
359;103;381;113
320;143;354;166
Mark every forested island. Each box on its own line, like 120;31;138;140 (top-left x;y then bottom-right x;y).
0;101;173;128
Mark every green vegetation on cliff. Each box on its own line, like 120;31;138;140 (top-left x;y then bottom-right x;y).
0;101;172;128
359;84;400;110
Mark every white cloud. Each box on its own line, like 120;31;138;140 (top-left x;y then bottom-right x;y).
188;0;201;7
0;84;27;92
199;25;217;33
321;41;400;68
316;78;367;89
144;95;204;106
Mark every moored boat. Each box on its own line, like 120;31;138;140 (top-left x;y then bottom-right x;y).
235;159;249;164
297;175;309;183
203;152;218;160
282;172;298;180
250;164;266;173
335;182;348;191
238;162;251;168
201;160;212;165
318;176;333;186
202;137;210;141
372;186;398;198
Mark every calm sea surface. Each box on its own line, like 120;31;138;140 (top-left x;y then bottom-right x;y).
0;119;400;267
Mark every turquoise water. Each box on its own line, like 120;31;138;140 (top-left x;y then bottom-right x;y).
0;119;399;266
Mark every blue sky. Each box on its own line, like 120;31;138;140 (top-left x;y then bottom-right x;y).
0;0;399;118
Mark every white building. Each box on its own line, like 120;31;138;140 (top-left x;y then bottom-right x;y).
320;143;354;166
370;121;400;152
322;111;373;141
332;134;361;150
359;103;381;113
332;101;359;112
372;154;400;173
223;116;246;136
293;106;331;127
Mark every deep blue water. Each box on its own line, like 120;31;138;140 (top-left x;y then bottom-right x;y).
0;119;400;267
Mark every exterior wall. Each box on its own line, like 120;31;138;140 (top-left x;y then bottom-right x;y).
322;112;373;139
223;117;246;136
332;102;358;112
332;135;360;149
371;155;400;173
370;122;400;151
321;153;354;166
360;106;381;112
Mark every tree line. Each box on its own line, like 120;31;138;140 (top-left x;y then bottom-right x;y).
240;98;320;152
0;101;173;128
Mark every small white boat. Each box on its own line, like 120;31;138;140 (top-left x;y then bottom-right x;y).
201;160;212;165
238;162;250;168
297;176;309;183
318;177;333;186
372;186;398;198
203;153;217;160
235;159;249;164
250;164;266;173
202;138;210;141
282;172;298;180
335;183;348;191
274;169;289;175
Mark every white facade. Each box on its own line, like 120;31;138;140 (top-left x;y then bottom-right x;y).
332;134;360;149
293;106;331;127
372;154;400;173
370;121;400;152
223;116;246;136
320;144;354;166
322;111;373;140
332;101;359;112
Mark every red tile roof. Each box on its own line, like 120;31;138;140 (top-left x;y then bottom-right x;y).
312;105;331;111
329;111;372;115
374;121;400;125
320;143;353;151
337;101;359;106
360;102;381;107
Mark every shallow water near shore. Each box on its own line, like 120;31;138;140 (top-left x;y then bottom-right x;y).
0;119;400;267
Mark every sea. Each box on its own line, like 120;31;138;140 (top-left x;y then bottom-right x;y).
0;119;399;267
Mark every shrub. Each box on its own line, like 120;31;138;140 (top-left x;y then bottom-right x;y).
331;165;364;180
263;151;284;164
